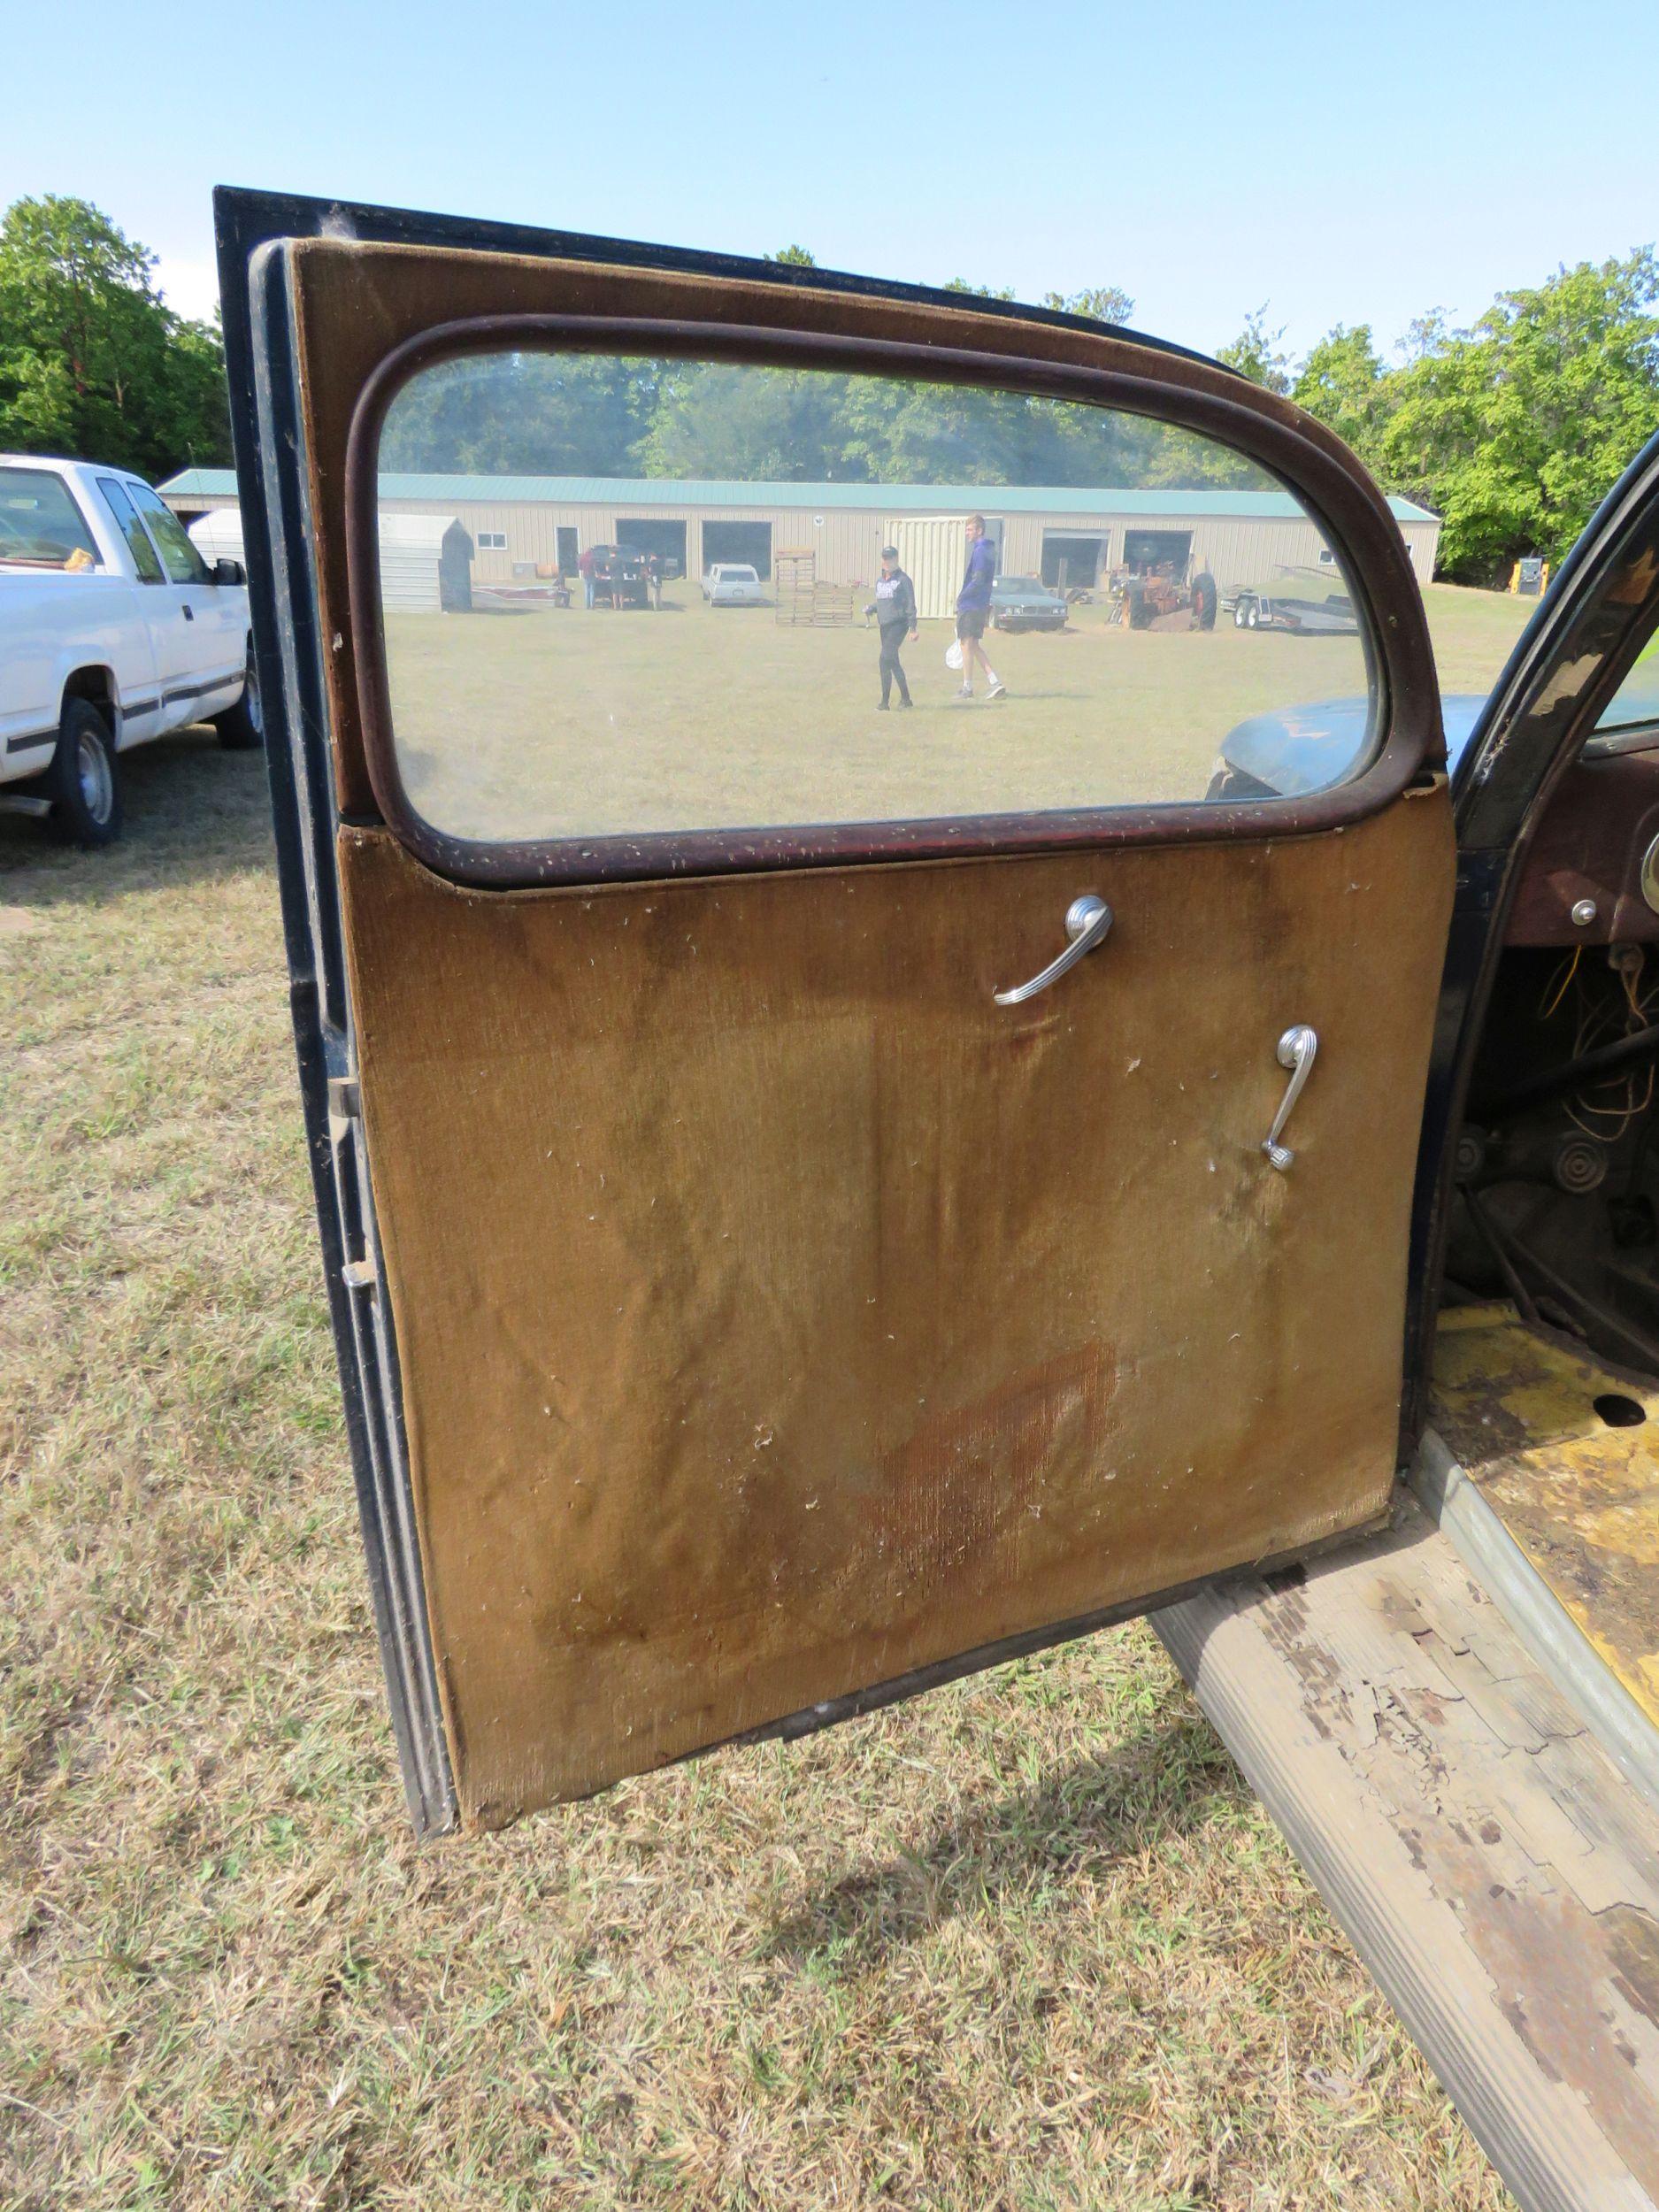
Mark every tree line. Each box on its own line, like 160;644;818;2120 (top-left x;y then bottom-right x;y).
4;197;1656;584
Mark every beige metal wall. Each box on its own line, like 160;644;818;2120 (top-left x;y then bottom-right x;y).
168;488;1443;592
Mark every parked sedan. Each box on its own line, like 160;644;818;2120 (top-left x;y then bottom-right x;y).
990;573;1068;631
701;562;764;606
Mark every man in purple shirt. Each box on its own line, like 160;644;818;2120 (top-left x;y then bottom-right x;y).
954;514;1006;700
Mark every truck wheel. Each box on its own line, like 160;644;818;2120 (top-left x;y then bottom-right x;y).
50;699;123;848
214;641;264;749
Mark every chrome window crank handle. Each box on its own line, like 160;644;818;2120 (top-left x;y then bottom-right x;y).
994;895;1113;1006
1263;1025;1317;1171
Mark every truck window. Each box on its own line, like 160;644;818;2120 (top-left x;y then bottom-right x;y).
127;481;211;587
97;480;166;585
0;468;101;568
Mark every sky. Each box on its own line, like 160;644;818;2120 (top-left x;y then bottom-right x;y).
5;0;1658;363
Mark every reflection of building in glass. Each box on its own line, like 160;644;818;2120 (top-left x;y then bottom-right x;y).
161;470;1440;604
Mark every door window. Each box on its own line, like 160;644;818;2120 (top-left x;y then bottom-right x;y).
126;480;212;585
96;479;165;584
1;469;101;568
372;349;1378;852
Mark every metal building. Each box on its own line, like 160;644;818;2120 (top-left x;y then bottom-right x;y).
163;470;1441;597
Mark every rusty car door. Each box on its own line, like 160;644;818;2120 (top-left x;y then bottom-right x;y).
217;188;1455;1832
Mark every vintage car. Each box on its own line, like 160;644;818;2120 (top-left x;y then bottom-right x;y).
217;186;1659;2211
701;560;764;605
989;572;1068;631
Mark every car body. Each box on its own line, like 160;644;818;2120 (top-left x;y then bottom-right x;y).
0;456;257;844
989;573;1068;630
1228;570;1361;634
587;542;651;606
218;186;1659;2208
702;561;764;605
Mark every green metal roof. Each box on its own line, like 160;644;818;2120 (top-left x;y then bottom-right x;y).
160;467;1438;525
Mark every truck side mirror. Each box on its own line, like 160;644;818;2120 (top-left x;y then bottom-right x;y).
213;557;246;586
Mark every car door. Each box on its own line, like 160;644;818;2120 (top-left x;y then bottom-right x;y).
88;476;170;745
217;188;1455;1834
123;478;242;721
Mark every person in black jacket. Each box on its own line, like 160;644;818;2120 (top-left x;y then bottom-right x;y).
865;546;918;708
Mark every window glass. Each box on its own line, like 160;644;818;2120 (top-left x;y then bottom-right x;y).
1593;628;1659;735
127;480;211;584
0;469;100;568
376;349;1377;845
97;480;165;584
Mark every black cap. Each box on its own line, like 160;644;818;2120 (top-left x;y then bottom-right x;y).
881;545;899;559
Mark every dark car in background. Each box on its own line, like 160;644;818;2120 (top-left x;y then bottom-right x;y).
990;573;1068;631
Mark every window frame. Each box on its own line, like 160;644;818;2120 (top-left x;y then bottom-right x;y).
345;316;1433;892
475;529;508;549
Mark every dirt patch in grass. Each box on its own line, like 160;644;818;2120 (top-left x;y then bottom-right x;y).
0;642;1517;2205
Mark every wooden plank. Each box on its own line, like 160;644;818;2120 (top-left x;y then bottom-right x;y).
1155;1502;1659;2212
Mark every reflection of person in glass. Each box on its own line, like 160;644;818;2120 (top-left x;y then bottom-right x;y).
956;515;1005;700
864;546;918;709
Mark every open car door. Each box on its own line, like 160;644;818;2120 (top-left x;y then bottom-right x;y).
216;188;1454;1832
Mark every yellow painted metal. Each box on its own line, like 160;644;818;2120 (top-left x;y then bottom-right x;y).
1432;1305;1659;1726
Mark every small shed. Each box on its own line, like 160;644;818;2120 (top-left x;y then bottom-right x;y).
380;514;474;613
187;507;473;612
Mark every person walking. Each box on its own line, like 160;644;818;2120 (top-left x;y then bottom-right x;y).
955;514;1005;700
864;545;918;709
578;543;596;610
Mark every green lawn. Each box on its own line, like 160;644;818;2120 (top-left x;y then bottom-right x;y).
384;580;1528;845
0;585;1527;2208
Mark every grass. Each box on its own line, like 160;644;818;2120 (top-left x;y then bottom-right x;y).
0;587;1525;2208
387;583;1380;842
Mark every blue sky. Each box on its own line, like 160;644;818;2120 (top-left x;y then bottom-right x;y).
6;0;1656;361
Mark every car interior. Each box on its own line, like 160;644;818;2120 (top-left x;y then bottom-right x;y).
1436;646;1659;1734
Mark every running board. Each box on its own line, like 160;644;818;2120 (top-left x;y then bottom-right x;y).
1154;1499;1659;2212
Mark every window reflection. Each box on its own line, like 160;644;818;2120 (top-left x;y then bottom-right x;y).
375;352;1386;842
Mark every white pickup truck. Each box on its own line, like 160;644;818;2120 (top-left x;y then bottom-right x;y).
0;455;258;846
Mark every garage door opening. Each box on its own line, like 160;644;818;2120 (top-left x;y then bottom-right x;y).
1041;532;1109;590
701;521;773;581
557;526;578;576
616;518;687;579
1123;528;1192;579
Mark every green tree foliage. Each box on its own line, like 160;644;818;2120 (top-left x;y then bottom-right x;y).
1217;306;1293;396
1290;325;1388;472
1374;251;1659;574
1042;285;1136;327
764;245;818;267
0;196;229;478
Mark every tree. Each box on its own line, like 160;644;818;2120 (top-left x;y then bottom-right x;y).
1290;324;1388;473
1217;305;1292;396
1377;250;1659;576
1042;285;1135;327
764;245;818;267
0;196;229;478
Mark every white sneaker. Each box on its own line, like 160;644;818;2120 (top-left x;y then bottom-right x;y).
987;680;1007;699
956;682;973;698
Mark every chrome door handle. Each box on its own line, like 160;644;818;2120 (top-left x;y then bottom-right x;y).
994;895;1112;1006
1263;1025;1317;1170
